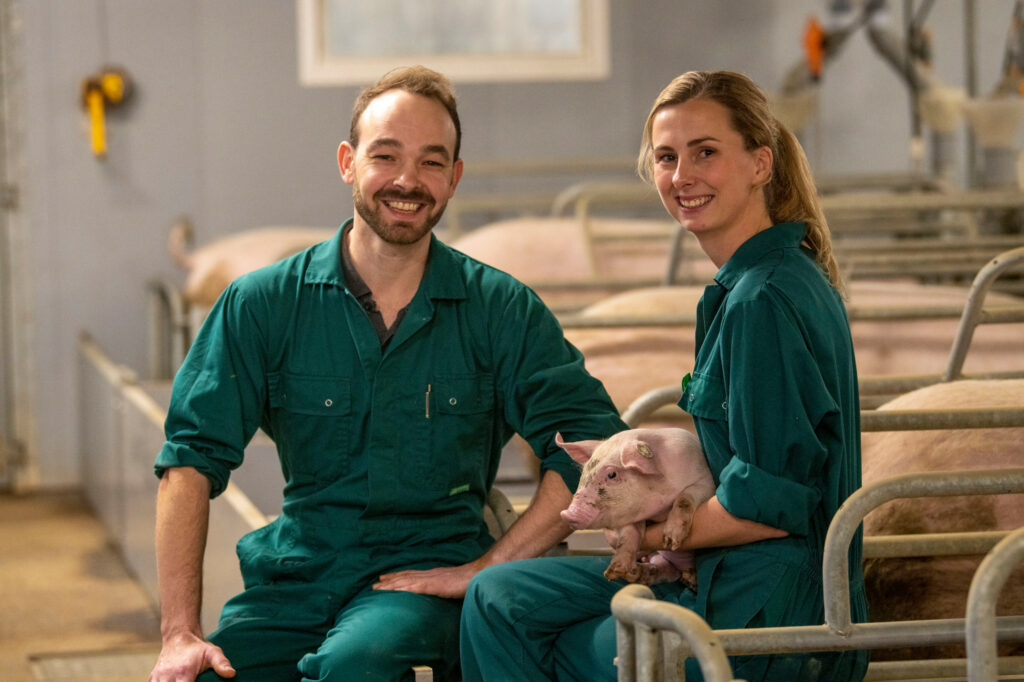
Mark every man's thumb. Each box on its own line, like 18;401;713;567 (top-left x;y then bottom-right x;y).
210;650;236;678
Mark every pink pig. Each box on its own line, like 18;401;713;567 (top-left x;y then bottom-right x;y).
557;428;715;588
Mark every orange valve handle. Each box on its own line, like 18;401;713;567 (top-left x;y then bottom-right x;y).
803;16;826;80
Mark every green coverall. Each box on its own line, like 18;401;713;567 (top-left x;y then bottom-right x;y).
155;221;626;681
461;222;870;681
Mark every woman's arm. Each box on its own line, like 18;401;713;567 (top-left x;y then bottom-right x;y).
637;495;788;553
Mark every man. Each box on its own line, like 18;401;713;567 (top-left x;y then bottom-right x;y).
148;66;626;682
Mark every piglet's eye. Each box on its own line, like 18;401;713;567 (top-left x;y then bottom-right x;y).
607;471;617;480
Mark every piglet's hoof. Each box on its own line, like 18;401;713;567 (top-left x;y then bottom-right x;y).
661;529;686;551
604;562;639;583
632;563;663;586
679;568;698;592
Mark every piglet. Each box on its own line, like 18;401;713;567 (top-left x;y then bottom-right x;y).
557;428;714;588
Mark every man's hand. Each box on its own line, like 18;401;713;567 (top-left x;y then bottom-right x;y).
373;472;576;599
372;559;486;599
148;632;235;681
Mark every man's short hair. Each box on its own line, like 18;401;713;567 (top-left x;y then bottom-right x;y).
349;65;462;161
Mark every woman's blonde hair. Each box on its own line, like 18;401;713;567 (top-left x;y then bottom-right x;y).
638;70;843;294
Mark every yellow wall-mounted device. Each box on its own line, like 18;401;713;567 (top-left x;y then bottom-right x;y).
80;67;133;158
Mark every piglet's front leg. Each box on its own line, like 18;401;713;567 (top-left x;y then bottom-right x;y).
661;491;699;551
604;522;644;582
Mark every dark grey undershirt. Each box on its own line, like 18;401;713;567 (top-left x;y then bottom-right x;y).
340;224;408;351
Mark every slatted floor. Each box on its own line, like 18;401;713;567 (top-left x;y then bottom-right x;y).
0;490;161;682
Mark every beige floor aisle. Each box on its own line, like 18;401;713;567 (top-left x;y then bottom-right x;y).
0;491;161;682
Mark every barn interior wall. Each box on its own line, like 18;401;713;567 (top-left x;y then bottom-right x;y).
7;0;1017;488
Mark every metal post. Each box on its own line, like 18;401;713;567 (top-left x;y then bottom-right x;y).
616;616;638;682
823;469;1024;635
966;526;1024;682
944;247;1024;381
611;584;740;682
964;0;979;189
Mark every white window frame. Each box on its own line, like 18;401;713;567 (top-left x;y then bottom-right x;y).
296;0;610;86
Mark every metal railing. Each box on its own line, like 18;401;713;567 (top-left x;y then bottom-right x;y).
946;246;1024;381
612;469;1024;682
612;584;739;682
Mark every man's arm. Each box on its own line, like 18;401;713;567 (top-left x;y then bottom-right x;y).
372;469;573;598
480;468;574;564
148;467;235;681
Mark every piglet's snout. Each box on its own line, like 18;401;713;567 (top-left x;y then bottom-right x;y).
560;500;598;530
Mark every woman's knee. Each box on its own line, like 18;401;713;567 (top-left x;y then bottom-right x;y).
464;560;529;625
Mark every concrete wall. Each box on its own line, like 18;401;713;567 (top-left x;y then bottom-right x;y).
8;0;1018;487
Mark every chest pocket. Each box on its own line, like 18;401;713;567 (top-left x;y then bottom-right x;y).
426;374;496;490
435;375;494;416
680;371;729;422
268;372;352;485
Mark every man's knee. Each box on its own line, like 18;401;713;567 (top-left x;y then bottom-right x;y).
298;636;455;682
299;594;461;682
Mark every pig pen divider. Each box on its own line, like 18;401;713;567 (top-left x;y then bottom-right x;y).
78;330;270;633
945;246;1024;382
550;179;1024;292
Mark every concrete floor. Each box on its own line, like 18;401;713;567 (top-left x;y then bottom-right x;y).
0;490;161;682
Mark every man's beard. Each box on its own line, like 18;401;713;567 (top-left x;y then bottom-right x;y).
353;185;448;245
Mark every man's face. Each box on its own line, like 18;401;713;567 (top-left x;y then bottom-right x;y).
339;90;463;245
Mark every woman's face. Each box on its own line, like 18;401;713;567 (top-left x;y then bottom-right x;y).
650;98;772;255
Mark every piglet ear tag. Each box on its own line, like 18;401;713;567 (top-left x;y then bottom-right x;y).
621;440;659;475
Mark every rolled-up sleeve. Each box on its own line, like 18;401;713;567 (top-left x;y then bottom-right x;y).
715;295;837;535
494;286;626;493
154;283;269;498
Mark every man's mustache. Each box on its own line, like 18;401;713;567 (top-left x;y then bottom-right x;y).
375;189;435;205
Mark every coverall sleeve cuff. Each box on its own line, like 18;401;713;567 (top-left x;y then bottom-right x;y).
717;457;819;536
538;450;582;494
154;441;230;499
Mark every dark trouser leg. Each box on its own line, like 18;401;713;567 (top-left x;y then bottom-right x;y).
198;583;339;682
461;556;644;682
296;585;462;682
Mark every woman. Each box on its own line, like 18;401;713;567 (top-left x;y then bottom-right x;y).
460;70;869;681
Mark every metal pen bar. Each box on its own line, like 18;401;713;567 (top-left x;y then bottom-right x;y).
612;584;739;682
863;656;1024;681
821;188;1024;213
823;468;1024;634
863;530;1010;558
861;407;1024;431
945;247;1024;381
699;617;1024;656
859;370;1024;396
966;527;1024;681
557;305;1024;329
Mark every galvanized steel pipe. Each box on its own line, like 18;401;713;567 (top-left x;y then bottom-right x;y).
611;584;738;682
966;526;1024;681
823;468;1024;634
861;407;1024;431
945;247;1024;381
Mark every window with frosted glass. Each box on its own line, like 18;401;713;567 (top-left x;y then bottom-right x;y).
297;0;609;85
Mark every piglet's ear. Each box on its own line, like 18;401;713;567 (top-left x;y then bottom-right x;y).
620;440;659;475
555;432;601;465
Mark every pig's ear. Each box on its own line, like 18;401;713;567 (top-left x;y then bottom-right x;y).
620;440;659;475
555;432;600;465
